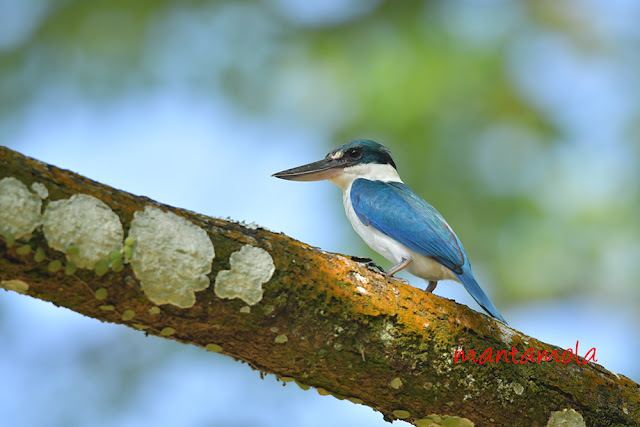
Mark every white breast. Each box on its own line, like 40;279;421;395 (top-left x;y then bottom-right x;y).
331;163;458;283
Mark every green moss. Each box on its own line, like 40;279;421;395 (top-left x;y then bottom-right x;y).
95;288;108;300
47;260;62;273
160;327;176;336
94;260;109;276
65;262;77;275
122;310;135;321
295;381;311;391
66;245;79;256
393;410;410;419
109;249;122;261
1;279;29;294
390;377;403;389
262;305;275;315
111;258;124;272
3;232;15;247
123;245;133;259
34;247;45;262
206;343;223;353
443;416;475;427
16;244;31;256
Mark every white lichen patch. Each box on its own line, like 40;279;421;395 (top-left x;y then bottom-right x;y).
31;182;48;199
495;321;517;345
356;286;368;295
1;279;30;294
496;378;528;403
379;320;396;347
462;374;479;402
353;272;367;284
236;219;269;232
214;244;275;306
463;374;475;388
0;177;42;239
128;206;215;308
511;381;524;395
546;408;585;427
43;194;123;268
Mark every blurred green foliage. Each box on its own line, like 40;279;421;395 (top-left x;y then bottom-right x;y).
2;0;638;308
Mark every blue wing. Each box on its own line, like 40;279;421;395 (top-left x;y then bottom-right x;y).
350;179;507;323
350;179;465;274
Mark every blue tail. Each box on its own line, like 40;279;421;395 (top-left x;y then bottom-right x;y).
456;271;507;324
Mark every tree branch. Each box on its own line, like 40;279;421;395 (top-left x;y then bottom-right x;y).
1;146;638;426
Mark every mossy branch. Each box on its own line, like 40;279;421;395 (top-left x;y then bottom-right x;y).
0;146;638;427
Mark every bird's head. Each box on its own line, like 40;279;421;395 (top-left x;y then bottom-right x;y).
272;140;399;188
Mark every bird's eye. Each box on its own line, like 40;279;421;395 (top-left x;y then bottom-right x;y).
347;147;362;158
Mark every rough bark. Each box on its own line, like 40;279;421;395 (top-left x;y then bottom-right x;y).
0;146;638;427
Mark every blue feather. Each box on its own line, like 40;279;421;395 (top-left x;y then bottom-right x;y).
350;179;464;273
350;178;506;323
455;272;507;323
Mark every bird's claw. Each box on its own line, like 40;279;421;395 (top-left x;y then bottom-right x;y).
350;256;386;274
389;275;410;285
367;261;385;273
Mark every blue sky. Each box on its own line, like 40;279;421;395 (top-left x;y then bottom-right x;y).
1;1;639;426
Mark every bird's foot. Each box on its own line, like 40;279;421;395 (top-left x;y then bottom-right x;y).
390;276;410;285
350;256;385;274
367;261;386;273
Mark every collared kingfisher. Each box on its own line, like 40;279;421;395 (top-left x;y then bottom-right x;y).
273;139;506;324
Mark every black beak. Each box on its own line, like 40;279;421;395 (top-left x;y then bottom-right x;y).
272;157;345;182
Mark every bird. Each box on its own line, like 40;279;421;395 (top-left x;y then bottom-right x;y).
272;139;507;324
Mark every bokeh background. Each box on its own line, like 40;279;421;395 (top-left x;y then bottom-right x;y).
1;1;639;426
